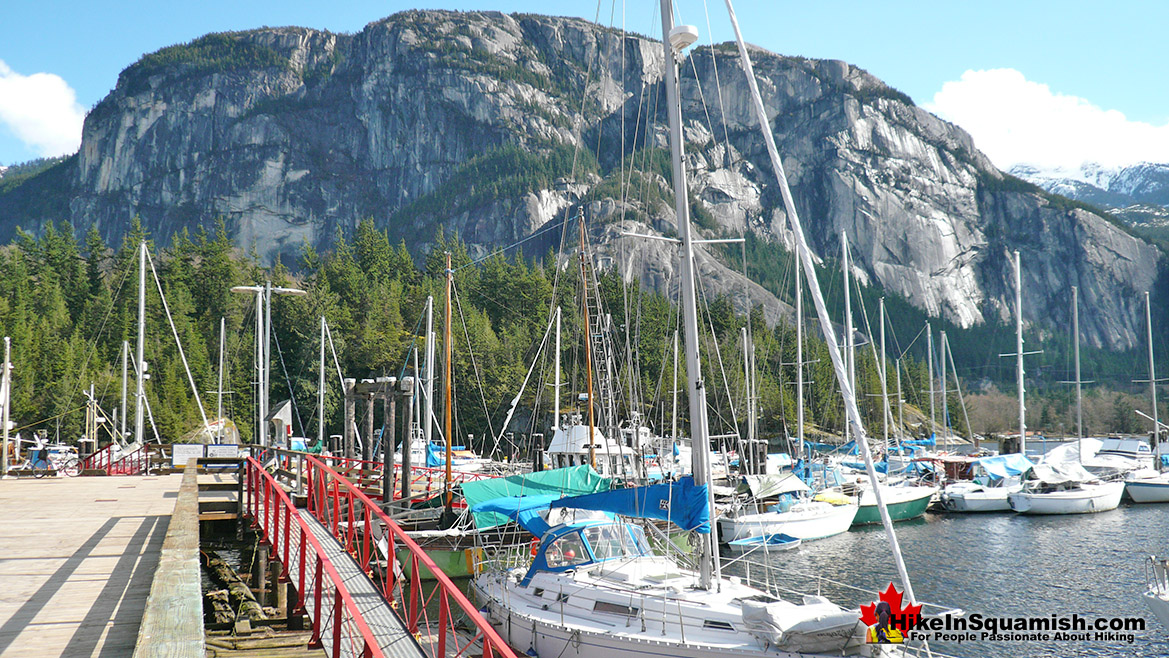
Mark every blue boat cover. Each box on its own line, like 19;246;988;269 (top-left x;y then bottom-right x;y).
461;465;611;529
470;494;561;537
974;453;1034;480
550;476;710;533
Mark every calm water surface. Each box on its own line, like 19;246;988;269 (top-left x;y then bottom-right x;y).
724;504;1169;657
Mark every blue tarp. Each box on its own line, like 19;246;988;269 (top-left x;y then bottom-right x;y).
470;494;561;537
802;440;858;455
841;459;888;474
974;453;1034;480
903;438;937;447
426;442;444;467
551;477;711;533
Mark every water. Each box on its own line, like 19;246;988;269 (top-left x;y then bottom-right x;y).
724;505;1169;657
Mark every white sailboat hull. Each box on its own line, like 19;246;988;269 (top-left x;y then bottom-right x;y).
471;568;891;658
718;502;858;542
1125;473;1169;503
1007;481;1125;514
942;485;1015;513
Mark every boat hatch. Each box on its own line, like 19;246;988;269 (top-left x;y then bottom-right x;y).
703;619;736;631
594;601;639;616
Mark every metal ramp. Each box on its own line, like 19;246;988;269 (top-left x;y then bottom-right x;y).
296;509;422;658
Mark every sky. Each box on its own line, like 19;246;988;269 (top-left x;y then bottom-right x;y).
2;1;1168;172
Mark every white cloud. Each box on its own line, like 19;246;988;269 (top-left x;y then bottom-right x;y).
924;68;1169;171
0;60;85;159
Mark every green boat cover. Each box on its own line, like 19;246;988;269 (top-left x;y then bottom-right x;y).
461;465;610;529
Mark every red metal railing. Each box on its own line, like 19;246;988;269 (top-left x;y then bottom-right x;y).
304;456;515;658
81;443;151;475
245;457;385;657
268;449;495;503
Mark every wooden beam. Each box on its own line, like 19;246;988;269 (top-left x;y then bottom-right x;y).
132;462;204;657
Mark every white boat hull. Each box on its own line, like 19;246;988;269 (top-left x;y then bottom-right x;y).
943;486;1014;512
1144;590;1169;631
471;574;890;658
1007;481;1125;514
1126;476;1169;503
718;502;858;542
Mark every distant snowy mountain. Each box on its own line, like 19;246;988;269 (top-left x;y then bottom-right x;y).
0;165;7;180
1010;162;1169;227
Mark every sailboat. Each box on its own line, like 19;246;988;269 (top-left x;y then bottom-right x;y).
1124;291;1169;502
719;246;858;542
1007;285;1125;515
471;5;912;657
943;251;1031;513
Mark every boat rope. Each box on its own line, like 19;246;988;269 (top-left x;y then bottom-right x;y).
452;280;498;454
720;0;921;615
145;249;210;430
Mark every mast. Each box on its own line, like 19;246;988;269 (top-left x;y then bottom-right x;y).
425;296;435;447
660;0;718;590
841;231;853;445
671;329;679;445
554;306;562;432
318;316;326;446
796;254;805;462
444;253;454;510
134;242;146;446
741;327;753;473
2;336;9;478
896;359;904;440
880;298;889;456
926;324;936;436
579;220;597;470
1073;287;1083;443
1147;292;1159;468
940;330;949;441
120;341;128;444
217;317;225;442
262;281;272;447
722;0;919;604
1015;250;1026;456
254;290;262;444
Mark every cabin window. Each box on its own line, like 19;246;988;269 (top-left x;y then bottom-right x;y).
546;533;589;568
703;620;735;631
533;588;545;597
594;601;639;617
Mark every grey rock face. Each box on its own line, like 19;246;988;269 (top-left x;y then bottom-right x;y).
0;10;1159;350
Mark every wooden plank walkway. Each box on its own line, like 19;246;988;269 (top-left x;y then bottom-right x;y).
0;474;181;657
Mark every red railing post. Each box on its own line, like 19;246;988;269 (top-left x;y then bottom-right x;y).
296;526;307;613
309;555;323;648
333;586;343;656
438;590;449;658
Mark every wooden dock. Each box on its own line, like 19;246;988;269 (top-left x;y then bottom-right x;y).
0;474;182;657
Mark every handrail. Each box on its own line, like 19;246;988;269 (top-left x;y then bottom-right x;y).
265;447;495;503
81;444;117;472
244;457;385;657
304;455;515;658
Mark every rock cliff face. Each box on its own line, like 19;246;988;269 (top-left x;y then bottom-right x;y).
0;10;1159;349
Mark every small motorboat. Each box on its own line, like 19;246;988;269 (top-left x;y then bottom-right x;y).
727;533;801;553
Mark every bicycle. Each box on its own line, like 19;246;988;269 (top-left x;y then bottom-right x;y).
17;451;80;478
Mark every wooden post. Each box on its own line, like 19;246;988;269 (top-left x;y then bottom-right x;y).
363;392;375;463
384;380;397;505
400;378;414;502
343;378;356;460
